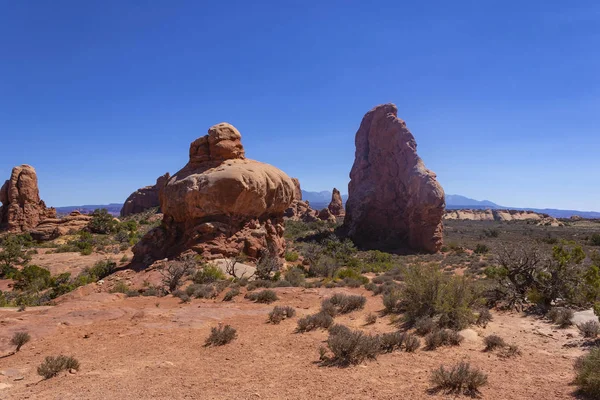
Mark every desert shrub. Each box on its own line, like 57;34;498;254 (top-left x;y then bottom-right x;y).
575;348;600;397
425;329;463;350
577;320;600;338
379;331;405;353
321;293;366;315
222;288;240;301
12;265;52;291
382;290;403;314
365;313;377;325
296;312;333;332
37;355;80;379
483;334;506;351
414;317;436;336
474;244;490;254
374;281;402;296
498;344;521;358
430;362;487;396
268;306;296;324
591;234;600;247
142;286;160;297
110;281;129;294
328;324;352;336
284;267;306;287
245;289;278;304
174;291;191;303
0;234;32;276
193;264;225;284
187;283;218;299
400;264;482;330
10;331;31;352
85;259;116;281
326;327;380;366
246;279;274;291
161;255;197;293
403;333;421;352
310;255;341;278
88;208;118;234
476;308;493;328
359;250;395;273
284;251;299;262
364;282;377;292
334;268;369;285
205;325;237;346
255;250;283;280
126;290;140;297
547;307;574;328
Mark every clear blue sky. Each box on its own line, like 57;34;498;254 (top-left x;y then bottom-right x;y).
1;1;599;211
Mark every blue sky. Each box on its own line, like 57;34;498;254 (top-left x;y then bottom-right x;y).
1;1;599;210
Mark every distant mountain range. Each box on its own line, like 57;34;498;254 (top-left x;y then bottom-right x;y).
52;193;600;219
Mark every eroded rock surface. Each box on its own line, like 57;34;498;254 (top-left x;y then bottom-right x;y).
121;173;170;217
343;104;445;253
133;123;295;263
0;165;55;232
328;188;344;217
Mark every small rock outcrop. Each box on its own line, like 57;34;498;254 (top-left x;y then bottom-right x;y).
328;188;344;217
31;211;93;241
133;123;296;263
343;104;445;253
0;165;55;232
444;209;562;226
318;207;336;223
120;173;170;217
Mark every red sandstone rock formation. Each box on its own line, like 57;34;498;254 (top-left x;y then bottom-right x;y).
133;123;295;263
328;188;344;217
31;211;93;241
0;165;55;232
121;173;170;217
343;104;445;253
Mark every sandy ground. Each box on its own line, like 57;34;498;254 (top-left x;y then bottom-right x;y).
0;284;587;400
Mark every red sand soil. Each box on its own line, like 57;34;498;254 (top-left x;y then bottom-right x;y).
0;284;584;399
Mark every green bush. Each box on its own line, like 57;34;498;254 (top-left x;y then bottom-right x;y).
205;325;237;346
110;281;129;294
37;355;80;379
84;260;117;281
88;209;118;234
575;347;600;397
12;265;52;291
284;251;299;262
591;234;600;247
284;267;306;287
0;234;31;276
474;244;490;254
193;264;225;284
334;268;369;284
425;329;463;350
414;317;436;336
430;362;487;396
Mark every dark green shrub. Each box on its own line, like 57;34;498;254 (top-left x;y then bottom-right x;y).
110;281;129;294
474;244;490;254
591;234;600;247
268;306;296;324
223;288;240;301
10;331;31;352
85;259;117;281
37;355;80;379
296;312;333;332
577;320;600;338
284;251;299;262
245;289;278;304
204;325;237;346
483;334;506;351
334;268;369;284
430;362;487;396
88;209;118;234
12;265;52;291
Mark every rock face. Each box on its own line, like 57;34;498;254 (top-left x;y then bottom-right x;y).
31;211;93;241
0;165;55;232
328;188;344;217
291;178;302;201
444;209;562;226
120;173;170;217
343;104;445;253
318;208;336;223
133;123;296;263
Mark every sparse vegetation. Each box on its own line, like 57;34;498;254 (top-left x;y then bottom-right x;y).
161;255;197;293
37;355;80;379
575;347;600;397
321;293;366;315
10;331;31;352
222;288;240;301
577;320;600;338
547;307;574;328
483;334;506;351
365;313;377;325
268;305;296;324
296;312;333;332
430;362;488;396
324;327;380;366
205;325;237;346
245;289;278;304
425;329;463;350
